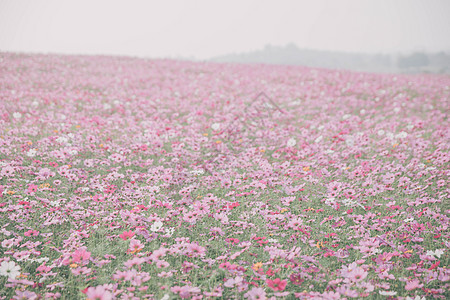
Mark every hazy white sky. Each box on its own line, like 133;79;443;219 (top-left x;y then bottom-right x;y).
1;0;449;59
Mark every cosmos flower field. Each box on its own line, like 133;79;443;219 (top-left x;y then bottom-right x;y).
0;52;449;300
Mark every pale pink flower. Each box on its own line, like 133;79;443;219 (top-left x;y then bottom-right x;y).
128;239;144;254
85;285;112;300
244;287;267;300
404;279;423;291
124;256;146;268
348;267;368;282
186;243;206;257
13;290;37;300
72;247;91;264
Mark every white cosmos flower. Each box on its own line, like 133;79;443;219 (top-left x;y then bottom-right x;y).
342;114;351;120
396;131;408;139
426;249;444;258
56;137;68;144
29;257;49;264
211;123;220;131
286;138;296;147
190;169;205;175
49;200;60;207
164;227;175;236
160;294;170;300
27;149;37;157
345;138;354;147
0;261;21;279
13;112;22;119
314;135;323;143
325;197;336;205
434;249;445;258
379;290;397;296
150;220;163;232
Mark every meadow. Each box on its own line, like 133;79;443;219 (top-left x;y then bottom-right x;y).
0;52;448;299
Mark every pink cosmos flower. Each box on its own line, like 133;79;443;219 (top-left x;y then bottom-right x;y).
266;278;287;291
203;286;223;297
244;287;267;300
224;276;244;288
1;238;14;248
404;279;423;291
1;166;15;177
24;230;39;237
321;291;341;300
150;247;168;261
112;269;137;281
37;167;55;179
85;285;112;300
72;247;91;264
155;259;170;268
186;243;206;257
118;230;135;240
27;184;38;194
124;256;146;268
348;267;368;282
336;286;359;298
171;285;201;299
13;290;38;300
340;262;359;277
128;239;144;254
71;266;92;276
289;273;304;285
157;271;173;278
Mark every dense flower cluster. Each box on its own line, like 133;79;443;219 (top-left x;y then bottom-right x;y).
0;52;449;299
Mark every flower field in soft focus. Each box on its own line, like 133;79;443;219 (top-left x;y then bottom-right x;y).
0;52;449;300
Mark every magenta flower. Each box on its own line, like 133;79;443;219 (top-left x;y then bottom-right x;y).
289;273;304;285
118;230;135;240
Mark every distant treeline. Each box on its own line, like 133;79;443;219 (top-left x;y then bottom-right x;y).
211;44;450;74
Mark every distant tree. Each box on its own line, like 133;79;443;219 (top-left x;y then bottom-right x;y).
398;52;429;69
